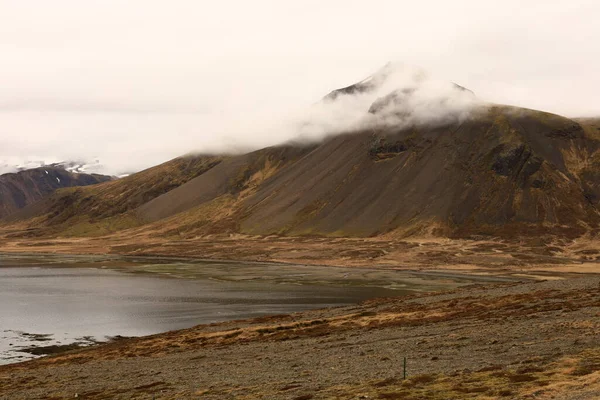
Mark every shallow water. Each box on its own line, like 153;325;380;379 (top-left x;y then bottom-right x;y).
0;253;478;364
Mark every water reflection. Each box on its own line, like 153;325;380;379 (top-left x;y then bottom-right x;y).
0;254;482;364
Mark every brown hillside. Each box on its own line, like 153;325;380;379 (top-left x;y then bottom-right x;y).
573;118;600;209
4;81;600;240
0;168;111;219
3;155;223;235
136;145;314;223
5;107;600;240
238;106;600;238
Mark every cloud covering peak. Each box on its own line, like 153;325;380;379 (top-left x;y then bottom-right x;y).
0;1;598;175
292;63;479;142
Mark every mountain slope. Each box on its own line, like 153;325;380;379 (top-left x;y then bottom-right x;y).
0;167;111;219
4;155;224;235
136;145;315;223
4;68;600;240
239;106;599;238
132;107;600;239
7;108;600;240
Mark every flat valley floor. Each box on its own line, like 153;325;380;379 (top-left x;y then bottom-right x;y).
2;230;600;278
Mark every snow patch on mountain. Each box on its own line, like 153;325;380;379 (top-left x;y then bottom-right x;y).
0;159;108;176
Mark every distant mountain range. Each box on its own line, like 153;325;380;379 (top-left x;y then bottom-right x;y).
3;65;600;240
0;159;109;175
0;167;112;219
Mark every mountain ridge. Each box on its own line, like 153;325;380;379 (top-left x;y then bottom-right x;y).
3;67;600;240
0;167;112;219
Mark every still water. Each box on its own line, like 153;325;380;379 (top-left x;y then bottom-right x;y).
0;253;479;364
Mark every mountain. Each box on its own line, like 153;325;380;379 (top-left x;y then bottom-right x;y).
238;108;600;238
0;159;108;176
0;167;112;219
324;62;474;103
4;67;600;240
3;155;227;234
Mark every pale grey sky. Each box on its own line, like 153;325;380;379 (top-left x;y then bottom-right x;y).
1;0;599;174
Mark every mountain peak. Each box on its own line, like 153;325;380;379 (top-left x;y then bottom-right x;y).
0;159;106;176
321;63;478;131
324;62;467;101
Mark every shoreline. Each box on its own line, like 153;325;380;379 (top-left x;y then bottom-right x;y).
1;253;494;367
0;251;533;283
0;249;592;361
3;232;599;280
1;275;598;399
2;236;600;398
2;227;600;275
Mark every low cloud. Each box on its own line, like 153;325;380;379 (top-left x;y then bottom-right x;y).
0;64;481;176
288;63;480;143
0;1;598;175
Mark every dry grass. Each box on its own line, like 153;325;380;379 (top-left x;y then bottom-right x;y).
317;349;600;399
1;275;599;399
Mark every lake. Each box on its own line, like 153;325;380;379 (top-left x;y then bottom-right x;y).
0;253;484;364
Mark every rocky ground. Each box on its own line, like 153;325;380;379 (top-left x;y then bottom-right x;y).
1;276;599;399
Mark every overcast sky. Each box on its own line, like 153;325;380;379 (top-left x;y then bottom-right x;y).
1;0;599;174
